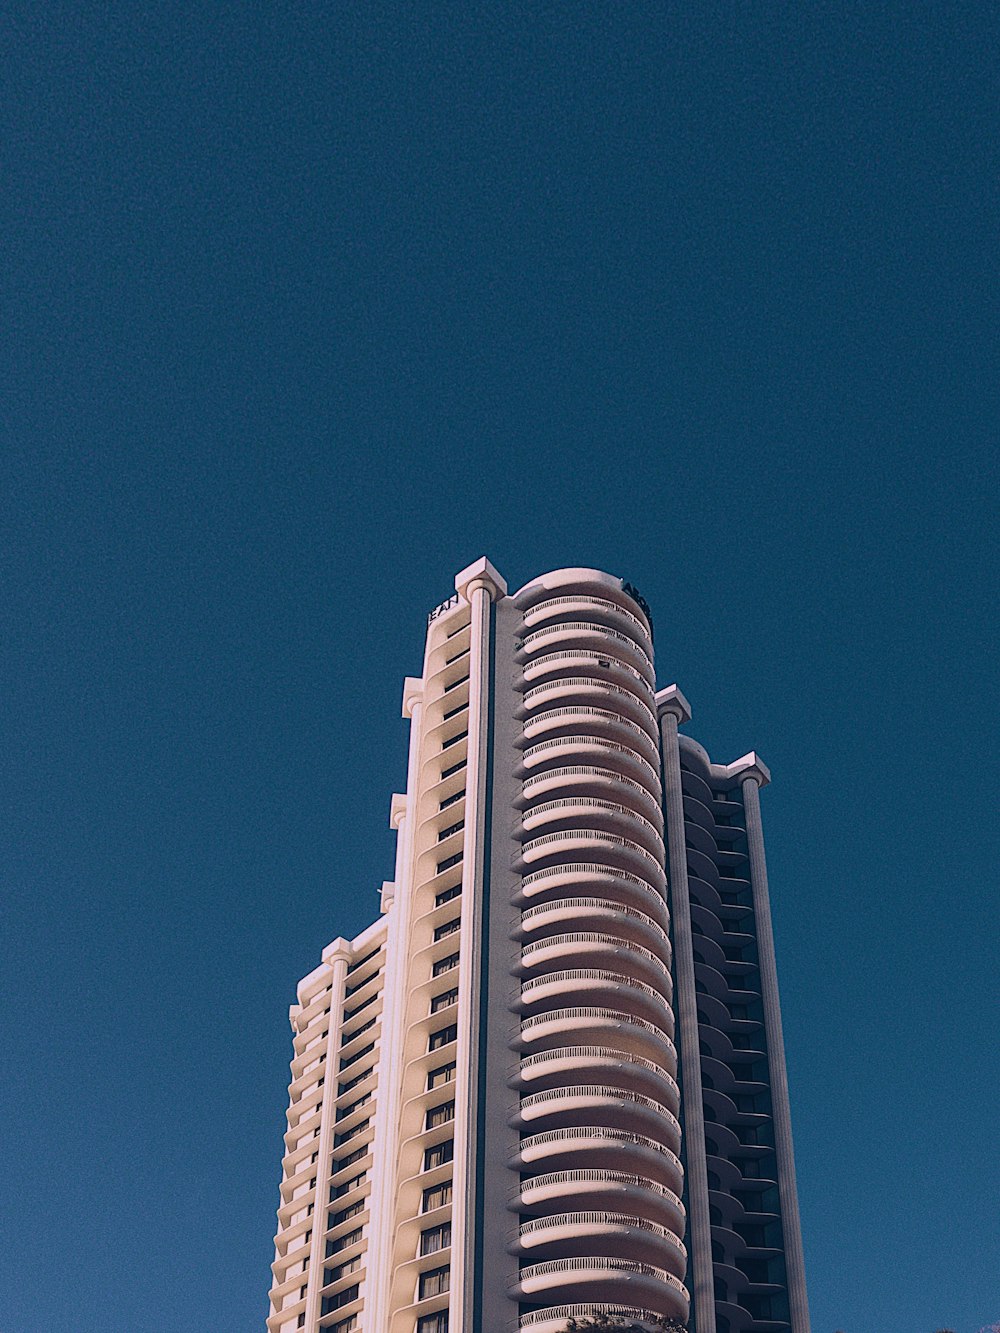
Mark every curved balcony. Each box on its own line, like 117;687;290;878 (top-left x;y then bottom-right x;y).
520;932;670;994
516;1126;684;1191
519;621;655;680
519;796;663;855
520;733;660;789
521;593;653;643
518;1300;688;1332
519;896;670;959
521;765;663;824
514;1169;685;1233
520;675;656;729
515;1045;679;1109
519;649;656;702
517;829;667;891
518;968;673;1035
516;1210;687;1274
519;1006;676;1070
516;863;668;925
513;1256;687;1317
521;704;660;760
516;1084;681;1150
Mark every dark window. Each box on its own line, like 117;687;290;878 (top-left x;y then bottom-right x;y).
326;1226;362;1254
320;1284;359;1313
441;759;467;779
441;730;467;750
330;1199;364;1227
429;1024;457;1051
423;1139;454;1171
432;953;459;977
437;820;464;841
443;675;469;693
419;1222;452;1256
416;1313;449;1333
439;791;464;811
435;884;462;906
433;918;461;942
422;1180;453;1212
427;1062;456;1090
419;1265;451;1298
426;1100;455;1130
430;988;458;1014
436;852;463;874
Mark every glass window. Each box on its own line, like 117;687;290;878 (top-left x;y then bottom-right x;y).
419;1221;452;1256
423;1139;454;1171
422;1180;453;1212
419;1265;450;1298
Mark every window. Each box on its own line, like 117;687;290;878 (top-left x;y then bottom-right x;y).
435;884;461;906
346;946;381;974
339;1042;375;1071
426;1100;455;1130
332;1317;359;1333
422;1180;453;1212
437;820;464;841
433;918;461;942
330;1199;364;1227
330;1171;366;1199
430;987;458;1014
441;759;466;779
325;1254;361;1283
439;790;464;811
442;700;467;720
429;1024;457;1051
432;953;459;977
427;1062;456;1090
419;1221;452;1255
336;1092;372;1121
417;1312;449;1333
441;730;467;750
340;1016;376;1045
320;1284;359;1313
419;1265;450;1298
343;990;379;1022
326;1226;362;1254
338;1066;374;1096
333;1118;370;1147
436;852;463;874
423;1139;454;1171
297;1315;305;1329
331;1145;367;1173
443;674;469;693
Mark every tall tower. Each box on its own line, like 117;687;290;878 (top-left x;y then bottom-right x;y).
266;560;809;1333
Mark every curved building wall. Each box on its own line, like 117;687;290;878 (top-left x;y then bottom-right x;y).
265;558;808;1333
507;571;689;1331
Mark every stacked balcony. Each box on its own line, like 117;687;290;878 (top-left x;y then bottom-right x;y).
509;583;688;1329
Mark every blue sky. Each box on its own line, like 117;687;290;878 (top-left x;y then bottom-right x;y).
2;5;997;1332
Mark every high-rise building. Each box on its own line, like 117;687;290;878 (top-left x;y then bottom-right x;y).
266;560;809;1333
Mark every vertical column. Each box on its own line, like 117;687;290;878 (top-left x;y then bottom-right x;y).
366;680;423;1333
741;776;810;1333
657;687;715;1333
451;558;505;1331
303;942;352;1333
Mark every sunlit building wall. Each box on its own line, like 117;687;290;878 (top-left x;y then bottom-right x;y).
266;559;808;1333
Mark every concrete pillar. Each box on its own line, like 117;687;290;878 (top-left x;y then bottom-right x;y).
303;942;351;1332
451;558;505;1332
741;776;810;1333
657;687;715;1333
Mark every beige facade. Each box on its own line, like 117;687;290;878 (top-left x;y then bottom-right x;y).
267;560;807;1333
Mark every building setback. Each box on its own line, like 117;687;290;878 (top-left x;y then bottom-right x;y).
266;560;809;1333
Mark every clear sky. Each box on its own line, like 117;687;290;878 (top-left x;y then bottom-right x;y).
2;5;997;1332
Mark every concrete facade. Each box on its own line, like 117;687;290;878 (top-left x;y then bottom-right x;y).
266;562;808;1333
